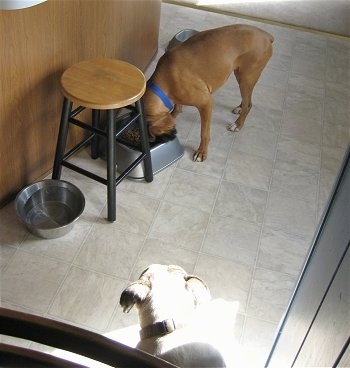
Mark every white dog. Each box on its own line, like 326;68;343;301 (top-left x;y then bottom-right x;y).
120;264;237;367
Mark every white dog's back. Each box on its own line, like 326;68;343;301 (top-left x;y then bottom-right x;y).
120;265;238;367
137;299;238;367
138;323;226;367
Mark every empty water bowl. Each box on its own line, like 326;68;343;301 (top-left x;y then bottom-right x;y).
167;29;199;50
15;179;85;239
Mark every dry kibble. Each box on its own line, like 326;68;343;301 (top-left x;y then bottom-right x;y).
120;128;141;146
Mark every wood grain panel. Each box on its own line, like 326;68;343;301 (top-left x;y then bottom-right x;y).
0;0;161;205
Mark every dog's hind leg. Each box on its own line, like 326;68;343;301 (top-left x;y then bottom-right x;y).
228;64;265;132
232;69;242;115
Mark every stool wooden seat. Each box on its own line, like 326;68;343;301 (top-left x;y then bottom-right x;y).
52;58;153;222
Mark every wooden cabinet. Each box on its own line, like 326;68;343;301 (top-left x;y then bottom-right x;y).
0;0;161;205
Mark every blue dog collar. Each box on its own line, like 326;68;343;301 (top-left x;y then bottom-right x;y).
147;80;174;112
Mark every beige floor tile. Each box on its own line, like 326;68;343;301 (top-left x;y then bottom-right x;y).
284;85;324;122
187;109;235;149
257;227;310;276
100;190;160;235
163;169;220;213
49;266;124;331
324;82;349;130
243;104;283;133
149;202;209;251
1;250;69;312
266;49;292;74
202;215;261;267
275;135;321;174
178;141;229;179
214;181;268;224
0;203;28;246
195;254;253;313
265;191;316;239
74;223;145;279
270;167;319;203
175;114;197;143
240;317;278;367
325;58;349;87
323;122;350;150
0;243;17;271
253;83;286;113
281;115;323;145
247;268;296;323
130;238;198;281
226;150;274;191
118;165;175;199
18;220;92;262
233;126;278;161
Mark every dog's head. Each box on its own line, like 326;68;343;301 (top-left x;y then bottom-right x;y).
143;88;177;143
120;264;211;323
147;113;177;143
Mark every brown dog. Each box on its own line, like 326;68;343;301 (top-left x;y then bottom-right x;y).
143;24;274;162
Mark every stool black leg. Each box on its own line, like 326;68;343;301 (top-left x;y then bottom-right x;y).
106;109;117;221
52;98;72;179
91;109;100;159
136;99;153;183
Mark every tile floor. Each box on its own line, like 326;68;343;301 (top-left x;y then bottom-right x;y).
1;2;349;367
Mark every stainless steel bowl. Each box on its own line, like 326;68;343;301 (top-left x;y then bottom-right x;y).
167;29;199;50
15;179;85;239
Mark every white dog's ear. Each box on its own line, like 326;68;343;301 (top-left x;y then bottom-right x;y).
120;280;150;313
185;275;211;306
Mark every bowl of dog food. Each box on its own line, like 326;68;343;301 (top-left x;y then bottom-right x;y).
99;112;184;179
115;125;184;180
167;29;199;50
15;179;85;239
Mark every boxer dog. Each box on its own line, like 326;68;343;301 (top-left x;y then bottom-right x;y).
120;264;231;367
143;24;274;161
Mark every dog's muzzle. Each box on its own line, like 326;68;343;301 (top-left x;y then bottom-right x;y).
159;128;177;142
148;128;177;144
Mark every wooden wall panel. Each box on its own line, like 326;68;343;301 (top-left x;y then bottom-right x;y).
0;0;161;205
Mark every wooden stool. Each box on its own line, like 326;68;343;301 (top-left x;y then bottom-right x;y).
52;58;153;222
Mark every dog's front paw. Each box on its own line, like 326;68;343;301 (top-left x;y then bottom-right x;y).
227;123;240;132
193;150;207;162
232;105;242;115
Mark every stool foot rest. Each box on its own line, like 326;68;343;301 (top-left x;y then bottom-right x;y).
61;152;146;187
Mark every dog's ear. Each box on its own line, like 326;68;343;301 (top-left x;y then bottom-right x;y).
120;280;150;313
185;275;211;306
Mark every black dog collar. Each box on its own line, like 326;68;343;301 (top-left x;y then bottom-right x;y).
140;318;186;340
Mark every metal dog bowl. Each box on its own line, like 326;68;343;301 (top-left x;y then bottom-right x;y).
99;113;184;179
15;179;85;239
115;137;184;180
167;29;199;50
